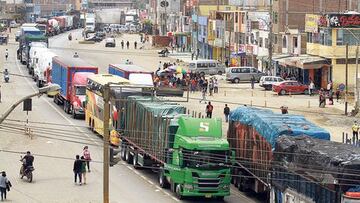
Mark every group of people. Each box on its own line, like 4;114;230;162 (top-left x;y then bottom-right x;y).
73;146;92;186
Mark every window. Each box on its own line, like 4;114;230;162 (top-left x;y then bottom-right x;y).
197;63;208;68
240;68;250;73
235;13;238;23
274;35;278;44
209;63;216;67
251;68;257;73
273;12;278;24
283;36;287;48
231;68;239;73
293;37;298;48
259;37;263;47
265;38;269;48
337;29;360;46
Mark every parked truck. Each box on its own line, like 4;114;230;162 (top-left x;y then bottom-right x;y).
48;18;60;35
28;44;47;75
227;107;331;196
33;49;57;87
52;56;98;118
54;16;66;32
18;27;47;66
85;13;96;33
118;96;231;200
271;135;360;203
108;64;184;97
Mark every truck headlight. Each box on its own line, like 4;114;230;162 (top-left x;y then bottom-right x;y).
222;185;229;190
183;184;193;190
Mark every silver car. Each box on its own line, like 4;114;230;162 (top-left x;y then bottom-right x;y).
259;76;285;90
189;60;226;76
226;67;266;83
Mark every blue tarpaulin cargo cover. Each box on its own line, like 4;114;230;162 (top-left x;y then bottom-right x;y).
229;106;330;147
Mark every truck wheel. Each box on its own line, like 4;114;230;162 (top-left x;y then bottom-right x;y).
237;171;245;192
159;169;169;188
120;143;126;161
125;147;133;164
54;95;59;105
132;152;139;169
175;184;183;200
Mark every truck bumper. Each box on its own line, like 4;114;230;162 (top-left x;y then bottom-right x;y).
181;188;230;197
74;108;85;116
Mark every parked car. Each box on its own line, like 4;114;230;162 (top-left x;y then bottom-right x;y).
225;67;266;83
259;76;285;90
272;81;309;95
105;37;116;47
15;31;21;42
189;60;226;75
85;35;103;42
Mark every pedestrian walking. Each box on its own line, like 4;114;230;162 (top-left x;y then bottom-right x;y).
319;89;326;108
309;80;315;96
224;104;230;123
81;156;87;185
5;49;8;61
203;79;208;93
200;87;207;103
250;76;255;89
0;171;11;201
134;41;137;49
209;79;214;96
352;121;359;143
214;78;219;93
83;146;91;172
73;155;82;185
182;44;185;52
336;87;341;102
121;40;124;49
126;41;130;49
206;102;214;118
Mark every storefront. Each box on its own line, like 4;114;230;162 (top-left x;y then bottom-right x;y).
275;55;330;88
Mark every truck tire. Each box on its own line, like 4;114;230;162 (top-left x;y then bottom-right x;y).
237;171;245;192
175;184;183;200
125;147;133;164
54;95;59;105
159;169;169;188
132;152;139;169
64;101;70;114
120;143;126;161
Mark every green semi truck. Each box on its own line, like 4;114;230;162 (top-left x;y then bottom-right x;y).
117;96;231;199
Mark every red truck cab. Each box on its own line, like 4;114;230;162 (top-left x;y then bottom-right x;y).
70;72;94;118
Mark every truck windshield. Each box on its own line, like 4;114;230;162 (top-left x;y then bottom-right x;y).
182;149;230;170
75;86;86;95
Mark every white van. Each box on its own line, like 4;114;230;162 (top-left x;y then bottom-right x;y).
189;60;226;75
225;66;266;83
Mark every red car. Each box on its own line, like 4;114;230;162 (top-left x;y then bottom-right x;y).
272;81;309;95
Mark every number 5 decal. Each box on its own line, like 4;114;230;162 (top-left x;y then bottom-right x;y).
199;122;209;132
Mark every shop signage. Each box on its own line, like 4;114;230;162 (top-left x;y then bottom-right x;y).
305;14;320;33
328;14;360;28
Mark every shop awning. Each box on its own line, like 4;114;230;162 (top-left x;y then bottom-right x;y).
274;55;329;69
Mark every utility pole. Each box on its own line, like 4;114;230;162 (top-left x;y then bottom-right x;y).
268;0;273;75
345;43;349;115
103;83;111;203
356;45;359;110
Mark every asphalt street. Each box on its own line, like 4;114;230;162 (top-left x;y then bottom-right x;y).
0;30;263;203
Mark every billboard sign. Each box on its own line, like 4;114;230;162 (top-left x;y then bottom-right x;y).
327;14;360;28
305;14;320;33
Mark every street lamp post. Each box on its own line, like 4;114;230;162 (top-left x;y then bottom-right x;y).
0;84;60;124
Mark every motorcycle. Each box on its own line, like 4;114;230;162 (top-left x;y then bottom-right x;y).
20;156;34;182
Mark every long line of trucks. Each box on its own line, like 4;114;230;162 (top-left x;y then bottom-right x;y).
16;30;360;201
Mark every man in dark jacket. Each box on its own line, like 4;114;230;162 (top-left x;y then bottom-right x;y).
73;155;82;185
224;104;230;123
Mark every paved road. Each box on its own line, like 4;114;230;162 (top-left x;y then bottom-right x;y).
0;30;263;203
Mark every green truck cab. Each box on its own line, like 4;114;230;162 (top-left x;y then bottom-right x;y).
163;117;231;199
118;96;231;200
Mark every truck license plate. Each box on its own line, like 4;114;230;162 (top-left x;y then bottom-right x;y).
205;194;212;198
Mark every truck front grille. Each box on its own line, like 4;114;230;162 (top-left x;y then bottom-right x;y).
195;177;220;191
